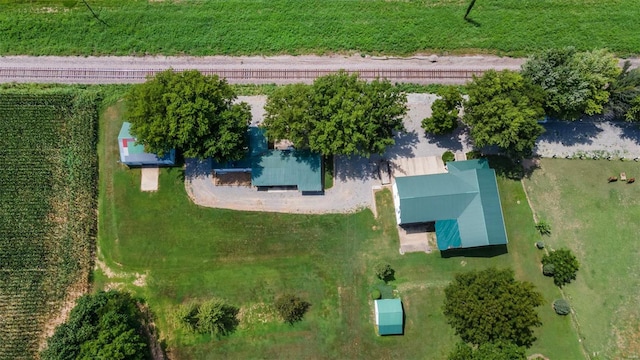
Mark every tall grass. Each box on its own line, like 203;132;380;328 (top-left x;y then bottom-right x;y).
1;0;639;56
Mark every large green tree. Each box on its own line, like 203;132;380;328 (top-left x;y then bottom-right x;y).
443;268;544;348
463;70;545;157
41;290;150;360
126;69;251;162
607;61;640;121
422;87;463;135
521;47;621;120
263;71;407;157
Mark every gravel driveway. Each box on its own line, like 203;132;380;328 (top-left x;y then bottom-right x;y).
188;95;640;214
186;94;465;213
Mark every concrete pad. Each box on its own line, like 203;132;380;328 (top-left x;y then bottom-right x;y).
141;167;159;192
398;224;431;254
393;156;446;178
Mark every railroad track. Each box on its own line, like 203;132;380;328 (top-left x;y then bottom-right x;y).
0;67;485;84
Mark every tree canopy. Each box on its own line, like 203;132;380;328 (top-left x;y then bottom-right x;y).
422;87;463;135
521;47;620;120
542;248;580;287
443;268;544;348
607;61;640;121
41;290;150;360
125;69;251;162
263;71;407;157
463;70;546;158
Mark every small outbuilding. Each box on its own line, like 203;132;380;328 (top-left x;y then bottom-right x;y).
374;299;403;335
118;122;175;166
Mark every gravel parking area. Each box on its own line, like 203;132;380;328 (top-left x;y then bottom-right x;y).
186;95;640;214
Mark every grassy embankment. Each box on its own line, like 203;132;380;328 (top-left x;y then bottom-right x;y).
524;159;640;359
1;0;639;56
97;102;583;359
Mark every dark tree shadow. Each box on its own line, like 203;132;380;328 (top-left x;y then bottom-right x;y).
424;125;468;152
614;121;640;146
440;244;508;258
538;120;603;147
184;157;212;179
385;130;420;160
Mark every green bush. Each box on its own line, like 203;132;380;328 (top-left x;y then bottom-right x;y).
535;220;552;236
371;289;381;300
442;151;455;163
465;150;482;160
422;88;462;135
535;241;545;249
553;299;571;315
542;249;580;287
274;294;311;324
175;298;239;337
375;263;395;283
542;263;555;277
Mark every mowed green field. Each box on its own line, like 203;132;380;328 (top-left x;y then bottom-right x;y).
524;159;640;359
97;102;583;359
0;90;98;359
0;0;639;56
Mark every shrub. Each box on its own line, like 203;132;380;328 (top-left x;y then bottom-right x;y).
553;299;571;315
535;220;551;236
375;263;395;283
422;88;462;135
175;301;199;332
535;241;545;249
196;299;240;336
542;263;555;277
274;294;311;324
175;299;239;337
466;150;482;160
442;151;455;163
371;289;381;300
542;249;580;287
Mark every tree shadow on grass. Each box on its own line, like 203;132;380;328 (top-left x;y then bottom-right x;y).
440;244;508;258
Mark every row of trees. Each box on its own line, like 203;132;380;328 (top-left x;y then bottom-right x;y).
126;70;407;163
127;50;639;163
423;48;640;157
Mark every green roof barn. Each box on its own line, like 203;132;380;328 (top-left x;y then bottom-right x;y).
374;299;403;335
212;127;322;193
392;159;508;250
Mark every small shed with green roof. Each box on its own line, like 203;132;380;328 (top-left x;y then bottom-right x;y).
392;159;508;250
374;299;403;335
118;122;175;166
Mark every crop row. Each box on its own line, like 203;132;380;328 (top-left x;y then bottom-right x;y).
0;90;98;359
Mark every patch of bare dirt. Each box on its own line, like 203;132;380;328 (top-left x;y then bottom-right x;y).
213;171;252;186
39;275;89;351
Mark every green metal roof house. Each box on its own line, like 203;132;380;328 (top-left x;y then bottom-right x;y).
213;127;322;193
118;122;175;166
374;299;403;335
392;159;508;250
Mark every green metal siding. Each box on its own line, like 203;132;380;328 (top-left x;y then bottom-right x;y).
376;299;403;335
395;160;508;250
251;150;322;192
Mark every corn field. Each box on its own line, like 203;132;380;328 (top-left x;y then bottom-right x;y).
0;90;98;359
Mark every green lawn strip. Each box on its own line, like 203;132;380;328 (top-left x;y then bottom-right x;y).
524;159;640;359
323;156;334;189
1;1;639;56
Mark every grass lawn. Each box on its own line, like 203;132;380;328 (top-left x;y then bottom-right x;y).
1;0;639;56
524;159;640;359
97;102;583;358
